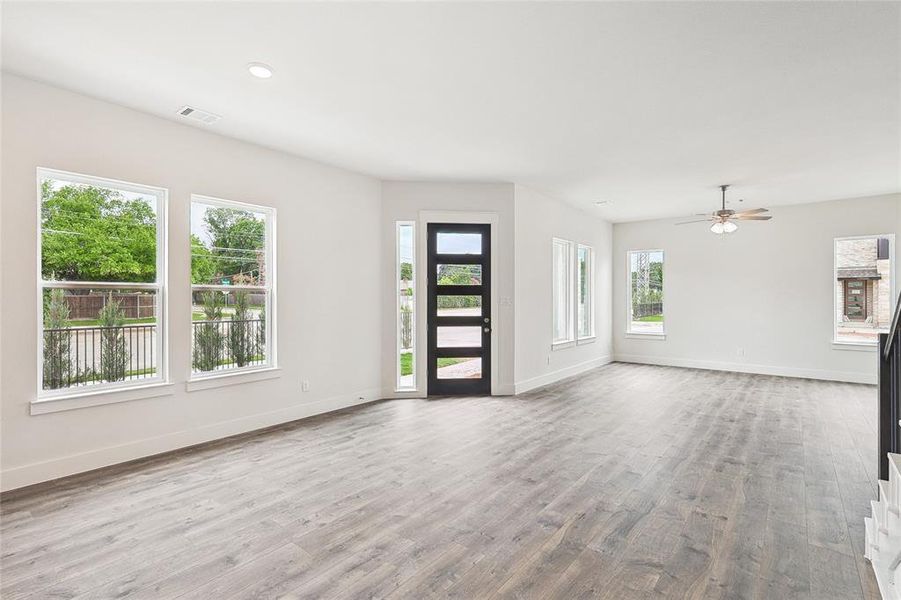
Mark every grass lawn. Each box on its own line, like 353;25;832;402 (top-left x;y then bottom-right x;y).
637;314;663;322
400;352;468;376
401;352;413;376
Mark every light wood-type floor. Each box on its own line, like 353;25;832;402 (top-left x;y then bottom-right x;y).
0;363;882;599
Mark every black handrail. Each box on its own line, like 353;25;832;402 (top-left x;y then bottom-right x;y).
878;291;901;480
884;290;901;359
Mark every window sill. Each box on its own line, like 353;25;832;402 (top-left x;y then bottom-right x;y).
625;332;666;340
552;340;576;351
186;367;281;392
832;341;877;352
31;382;175;415
577;336;597;345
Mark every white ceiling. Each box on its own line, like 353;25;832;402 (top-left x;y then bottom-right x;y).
3;2;899;222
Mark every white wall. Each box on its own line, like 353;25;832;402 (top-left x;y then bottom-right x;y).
613;194;901;384
1;75;384;491
513;185;613;392
380;182;516;395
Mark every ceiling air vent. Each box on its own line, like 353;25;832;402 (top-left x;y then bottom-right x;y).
176;105;221;125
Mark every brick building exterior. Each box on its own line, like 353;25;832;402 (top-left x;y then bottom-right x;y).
835;237;892;339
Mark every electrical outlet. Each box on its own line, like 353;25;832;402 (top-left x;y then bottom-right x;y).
301;380;310;392
736;347;745;357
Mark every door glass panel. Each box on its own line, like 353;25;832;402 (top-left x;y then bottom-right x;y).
436;326;482;347
437;357;482;379
437;295;481;316
437;264;482;285
437;233;481;254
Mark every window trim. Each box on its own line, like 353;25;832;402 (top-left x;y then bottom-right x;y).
577;244;595;341
396;221;416;391
188;194;277;381
552;237;575;347
35;167;169;402
626;248;666;337
832;234;895;347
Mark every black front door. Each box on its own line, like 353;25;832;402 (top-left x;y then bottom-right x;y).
427;223;491;395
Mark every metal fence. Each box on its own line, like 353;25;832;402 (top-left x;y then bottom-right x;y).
632;302;663;319
41;318;268;390
191;319;266;373
42;324;157;389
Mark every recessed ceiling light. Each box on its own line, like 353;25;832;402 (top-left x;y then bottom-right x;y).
247;62;274;79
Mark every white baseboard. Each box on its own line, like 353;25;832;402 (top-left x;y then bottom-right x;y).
1;386;383;493
514;355;612;395
614;353;876;385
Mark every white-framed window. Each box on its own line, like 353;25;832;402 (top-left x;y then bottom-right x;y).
577;244;594;340
37;168;167;396
396;221;415;390
552;238;575;345
833;235;894;346
627;249;665;336
190;195;275;377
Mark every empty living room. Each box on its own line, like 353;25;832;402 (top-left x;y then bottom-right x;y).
2;1;900;598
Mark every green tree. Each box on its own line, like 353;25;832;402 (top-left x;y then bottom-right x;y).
203;208;265;282
193;292;224;372
41;181;157;282
42;289;72;389
400;262;413;281
190;234;217;284
98;295;129;381
649;261;664;291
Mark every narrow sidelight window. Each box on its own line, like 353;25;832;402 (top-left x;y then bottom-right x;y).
38;168;167;394
627;250;664;335
397;221;415;390
834;235;894;345
577;244;594;340
190;195;275;376
552;238;575;345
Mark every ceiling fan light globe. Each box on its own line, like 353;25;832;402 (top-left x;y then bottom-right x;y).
723;221;738;233
710;222;725;234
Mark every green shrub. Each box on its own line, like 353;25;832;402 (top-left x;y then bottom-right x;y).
400;305;413;349
228;291;253;367
99;294;129;382
193;292;224;372
42;289;72;389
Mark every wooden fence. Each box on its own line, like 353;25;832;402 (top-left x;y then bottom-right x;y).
65;294;156;320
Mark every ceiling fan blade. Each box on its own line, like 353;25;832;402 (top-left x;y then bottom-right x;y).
732;207;769;217
733;215;772;221
675;219;712;225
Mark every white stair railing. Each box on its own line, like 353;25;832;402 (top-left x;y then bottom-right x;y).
866;453;901;599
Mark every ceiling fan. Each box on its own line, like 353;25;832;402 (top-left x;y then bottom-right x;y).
676;185;772;234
